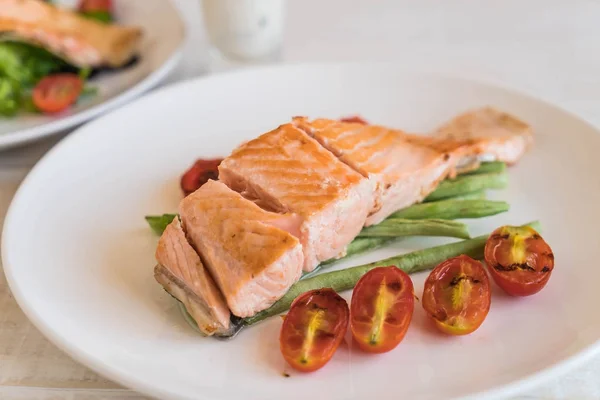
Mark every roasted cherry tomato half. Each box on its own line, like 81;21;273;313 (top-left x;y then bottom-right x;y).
422;255;491;335
350;266;414;353
32;74;84;114
180;158;223;196
339;115;369;124
484;225;554;296
280;288;349;372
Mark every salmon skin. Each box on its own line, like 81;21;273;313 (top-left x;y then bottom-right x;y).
179;180;304;318
154;217;231;336
218;123;373;271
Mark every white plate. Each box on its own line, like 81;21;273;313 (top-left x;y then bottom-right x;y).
0;0;185;149
3;64;600;400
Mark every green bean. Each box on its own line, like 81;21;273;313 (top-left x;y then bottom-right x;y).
303;237;394;279
304;196;498;277
425;172;508;202
244;221;541;326
442;190;487;201
357;219;470;239
390;199;509;220
319;237;392;267
463;161;506;175
145;214;177;235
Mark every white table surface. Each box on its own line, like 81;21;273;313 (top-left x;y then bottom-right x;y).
2;0;600;399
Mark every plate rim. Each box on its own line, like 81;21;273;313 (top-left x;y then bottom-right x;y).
0;0;186;150
3;62;600;400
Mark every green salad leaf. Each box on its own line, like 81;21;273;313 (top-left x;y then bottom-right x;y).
0;77;21;117
80;85;99;98
81;10;113;24
78;67;92;80
0;42;75;87
20;94;38;113
145;214;178;235
0;41;100;116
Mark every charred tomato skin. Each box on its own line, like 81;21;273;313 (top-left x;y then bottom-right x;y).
180;158;223;196
279;288;349;372
350;266;414;353
484;225;554;296
422;255;491;336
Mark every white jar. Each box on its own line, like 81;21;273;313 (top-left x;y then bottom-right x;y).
202;0;285;63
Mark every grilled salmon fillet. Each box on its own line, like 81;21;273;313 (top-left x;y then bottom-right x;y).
179;180;304;318
0;0;142;67
294;117;454;226
433;107;533;165
154;217;231;336
218;124;373;271
295;108;532;225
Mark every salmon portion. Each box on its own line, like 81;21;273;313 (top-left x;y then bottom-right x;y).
0;0;142;67
218;124;373;271
294;117;454;226
434;107;533;165
179;180;304;318
154;218;231;336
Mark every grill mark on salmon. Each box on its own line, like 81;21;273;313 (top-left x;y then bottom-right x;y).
219;123;373;271
294;117;454;226
294;109;531;225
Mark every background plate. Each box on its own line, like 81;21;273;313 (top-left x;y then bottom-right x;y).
3;64;600;400
0;0;185;149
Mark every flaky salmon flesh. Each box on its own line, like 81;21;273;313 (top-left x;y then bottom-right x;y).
433;107;533;165
179;180;304;318
219;123;372;272
0;0;142;67
155;218;231;336
155;107;532;323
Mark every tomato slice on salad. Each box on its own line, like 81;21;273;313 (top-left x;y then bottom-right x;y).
78;0;113;22
484;225;554;296
339;115;369;124
422;255;491;335
280;288;349;372
180;158;223;196
350;266;414;353
78;0;113;12
32;74;84;114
